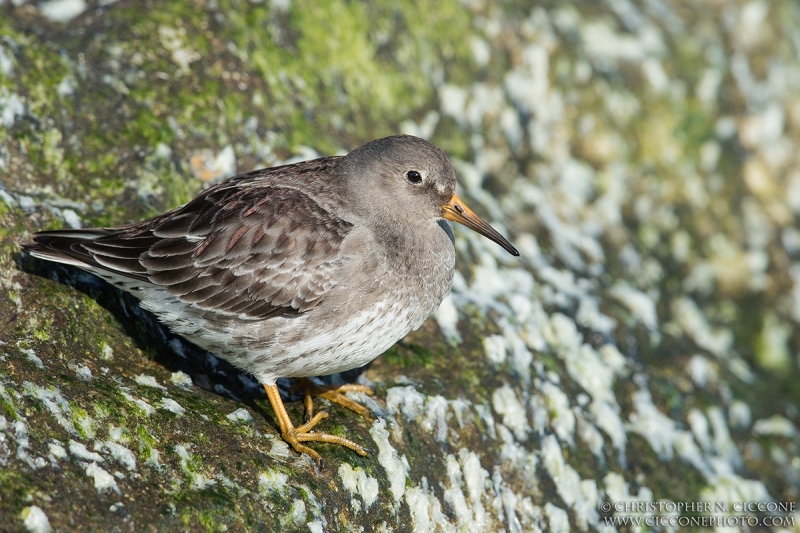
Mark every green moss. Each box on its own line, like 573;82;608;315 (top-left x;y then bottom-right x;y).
0;470;32;517
133;424;157;458
672;33;707;85
92;403;111;421
753;312;792;372
32;317;53;342
71;406;96;439
674;101;715;155
2;0;476;236
1;397;20;422
382;342;434;369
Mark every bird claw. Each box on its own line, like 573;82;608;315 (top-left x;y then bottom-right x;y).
292;378;376;422
265;383;370;467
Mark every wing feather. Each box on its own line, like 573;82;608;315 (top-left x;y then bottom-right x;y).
25;163;352;320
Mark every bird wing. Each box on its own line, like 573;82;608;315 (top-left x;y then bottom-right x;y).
28;181;353;320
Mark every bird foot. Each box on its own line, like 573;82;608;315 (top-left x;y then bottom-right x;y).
264;383;369;467
281;410;368;467
293;377;376;423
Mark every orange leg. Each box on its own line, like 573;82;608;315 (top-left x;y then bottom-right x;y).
293;377;375;422
264;384;368;467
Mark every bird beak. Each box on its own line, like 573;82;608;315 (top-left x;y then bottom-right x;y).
442;194;519;256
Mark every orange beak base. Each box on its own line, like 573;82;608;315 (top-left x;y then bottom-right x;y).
442;194;519;256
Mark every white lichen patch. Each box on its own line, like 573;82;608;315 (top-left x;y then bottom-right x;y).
442;450;493;529
420;395;449;442
492;384;530;441
47;442;67;465
755;313;792;371
174;444;216;490
38;0;87;22
226;408;253;424
100;343;114;361
576;414;605;460
169;371;194;389
728;401;752;430
338;463;379;510
74;365;93;382
544;316;627;418
433;295;462;344
307;521;324;533
540;436;598;529
536;380;574;445
369;419;408;504
258;469;288;495
449;397;471;429
474;403;498;440
20;505;52;533
20;348;45;369
687;355;717;388
609;284;660;342
158;26;202;74
544;502;569;533
752;415;797;437
442;454;471;527
85;462;120;494
604;472;653;514
106;426;126;443
590;398;627;459
701;475;772;512
56;75;76;98
21;382;76;435
385;385;426;421
6;416;44;470
687;409;712;453
68;440;103;464
134;374;166;390
74;411;96;440
119;391;155;416
61;209;82;229
286;499;306;527
386;383;468;444
627;387;680;460
101;441;137;471
159;398;185;416
483;334;507;365
405;479;454;533
143;448;162;471
671;297;733;358
0;43;14;78
265;435;293;460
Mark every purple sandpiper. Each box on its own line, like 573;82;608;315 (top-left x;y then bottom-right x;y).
24;135;518;465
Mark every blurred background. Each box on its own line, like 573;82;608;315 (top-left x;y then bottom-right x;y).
1;0;799;531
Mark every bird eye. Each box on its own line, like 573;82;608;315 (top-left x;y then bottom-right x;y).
405;170;423;184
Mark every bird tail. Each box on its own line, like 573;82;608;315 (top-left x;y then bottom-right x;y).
23;227;155;284
23;229;117;270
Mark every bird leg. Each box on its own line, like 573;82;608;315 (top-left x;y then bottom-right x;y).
292;377;375;423
264;383;368;467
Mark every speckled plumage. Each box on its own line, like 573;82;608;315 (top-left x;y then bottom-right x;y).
25;135;518;463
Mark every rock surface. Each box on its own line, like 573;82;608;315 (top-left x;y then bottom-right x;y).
1;0;800;531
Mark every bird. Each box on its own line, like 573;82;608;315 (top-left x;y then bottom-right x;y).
23;135;519;466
